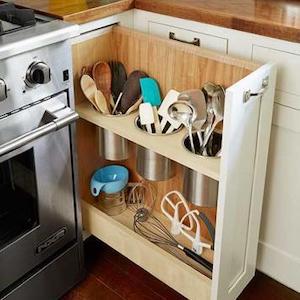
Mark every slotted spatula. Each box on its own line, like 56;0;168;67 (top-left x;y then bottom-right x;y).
108;61;127;103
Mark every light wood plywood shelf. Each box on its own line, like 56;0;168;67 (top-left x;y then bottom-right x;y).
81;198;213;300
76;102;220;181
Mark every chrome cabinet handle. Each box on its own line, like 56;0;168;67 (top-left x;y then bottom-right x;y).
243;77;269;103
0;108;79;156
169;32;200;47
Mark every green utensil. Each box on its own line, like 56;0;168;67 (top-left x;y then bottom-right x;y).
140;78;162;107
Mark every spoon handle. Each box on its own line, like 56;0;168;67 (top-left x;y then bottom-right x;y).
188;126;195;153
202;117;222;151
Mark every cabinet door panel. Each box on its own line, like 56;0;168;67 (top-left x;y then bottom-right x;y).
212;63;276;300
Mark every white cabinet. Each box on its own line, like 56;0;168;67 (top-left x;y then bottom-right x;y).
73;25;276;299
148;22;228;53
252;45;300;108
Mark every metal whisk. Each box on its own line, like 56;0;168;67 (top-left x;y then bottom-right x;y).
133;211;213;272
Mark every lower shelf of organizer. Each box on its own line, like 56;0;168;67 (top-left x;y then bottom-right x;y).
81;198;214;299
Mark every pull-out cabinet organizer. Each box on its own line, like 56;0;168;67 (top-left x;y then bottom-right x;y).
72;26;276;300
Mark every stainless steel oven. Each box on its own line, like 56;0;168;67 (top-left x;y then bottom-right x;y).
0;91;80;294
0;11;84;297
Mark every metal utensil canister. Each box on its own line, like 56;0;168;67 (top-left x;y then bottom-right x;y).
98;128;129;161
182;167;218;207
136;145;175;181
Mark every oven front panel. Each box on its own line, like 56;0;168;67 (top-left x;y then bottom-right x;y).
0;93;77;293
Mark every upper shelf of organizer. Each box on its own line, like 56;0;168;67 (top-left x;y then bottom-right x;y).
73;26;262;181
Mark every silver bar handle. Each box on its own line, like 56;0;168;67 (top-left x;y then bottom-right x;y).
169;32;200;47
0;109;79;157
243;77;269;103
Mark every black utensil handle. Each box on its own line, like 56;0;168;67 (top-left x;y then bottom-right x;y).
183;247;213;272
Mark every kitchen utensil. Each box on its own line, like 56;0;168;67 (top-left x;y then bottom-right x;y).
161;190;193;235
96;188;127;216
133;211;213;272
98;128;129;161
179;210;212;255
92;61;113;109
202;86;225;150
126;97;142;115
135;117;183;136
158;89;181;133
109;61;127;103
183;130;222;157
139;102;154;133
140;77;162;107
95;89;110;114
183;167;218;207
178;89;207;146
90;165;129;197
118;70;148;114
198;212;215;250
202;83;216;133
136;145;175;181
80;74;99;110
152;106;162;133
168;100;197;153
127;180;157;219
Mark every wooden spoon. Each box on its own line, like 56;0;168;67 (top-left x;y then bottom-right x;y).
92;62;112;112
80;74;99;111
95;90;110;115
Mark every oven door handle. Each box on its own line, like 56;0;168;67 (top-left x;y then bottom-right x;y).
0;108;79;157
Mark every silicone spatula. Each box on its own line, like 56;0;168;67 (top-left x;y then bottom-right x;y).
140;78;162;107
139;102;154;133
158;89;181;133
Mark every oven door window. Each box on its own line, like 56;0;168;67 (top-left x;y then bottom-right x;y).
0;148;39;248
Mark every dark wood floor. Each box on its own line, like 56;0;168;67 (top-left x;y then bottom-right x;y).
62;237;299;300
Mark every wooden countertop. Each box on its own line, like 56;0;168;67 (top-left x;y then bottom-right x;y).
135;0;300;43
11;0;135;24
11;0;300;43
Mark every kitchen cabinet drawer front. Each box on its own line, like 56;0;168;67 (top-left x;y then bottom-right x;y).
252;45;300;107
149;22;228;54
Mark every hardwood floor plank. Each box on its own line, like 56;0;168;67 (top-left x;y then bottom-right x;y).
63;237;299;300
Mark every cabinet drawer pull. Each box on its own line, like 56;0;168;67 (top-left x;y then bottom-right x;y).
169;32;200;47
243;77;269;103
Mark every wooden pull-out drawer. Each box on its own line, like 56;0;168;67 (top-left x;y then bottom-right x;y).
73;26;276;300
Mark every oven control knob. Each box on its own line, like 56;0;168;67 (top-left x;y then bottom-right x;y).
26;62;51;85
0;78;7;102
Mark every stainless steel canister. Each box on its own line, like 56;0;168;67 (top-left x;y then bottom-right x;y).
98;128;129;161
183;167;218;207
136;145;175;181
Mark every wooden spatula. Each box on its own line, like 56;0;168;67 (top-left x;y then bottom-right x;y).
95;90;110;115
80;74;99;111
92;62;113;110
